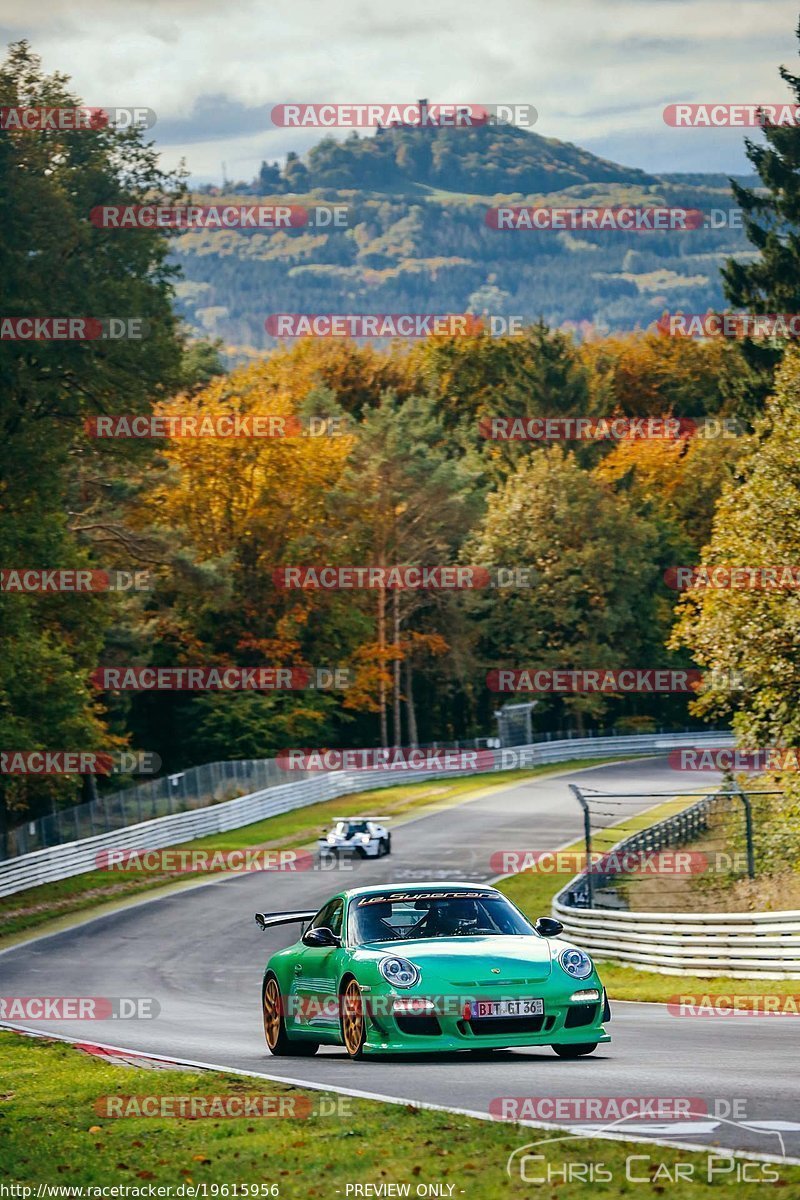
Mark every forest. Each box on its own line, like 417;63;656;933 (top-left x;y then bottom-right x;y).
3;40;800;834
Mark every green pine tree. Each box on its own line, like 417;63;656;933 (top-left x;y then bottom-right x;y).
722;18;800;410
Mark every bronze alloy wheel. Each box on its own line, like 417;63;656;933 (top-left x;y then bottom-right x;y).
262;975;319;1056
341;978;366;1058
263;976;282;1050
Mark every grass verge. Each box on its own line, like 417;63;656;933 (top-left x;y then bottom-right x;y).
0;1030;796;1197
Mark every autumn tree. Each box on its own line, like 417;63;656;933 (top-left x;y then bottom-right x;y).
121;362;358;763
333;393;484;744
671;346;800;745
593;430;745;552
465;447;676;732
578;332;743;422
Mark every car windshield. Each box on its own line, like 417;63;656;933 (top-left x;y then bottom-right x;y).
349;890;535;944
335;820;369;836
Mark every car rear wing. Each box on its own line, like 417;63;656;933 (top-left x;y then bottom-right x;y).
330;815;393;821
254;910;317;932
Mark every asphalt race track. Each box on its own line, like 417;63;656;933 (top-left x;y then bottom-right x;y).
2;757;799;1161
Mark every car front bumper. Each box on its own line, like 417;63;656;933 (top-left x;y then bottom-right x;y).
318;840;381;857
359;983;610;1055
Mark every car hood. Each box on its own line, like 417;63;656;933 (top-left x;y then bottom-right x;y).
354;935;554;984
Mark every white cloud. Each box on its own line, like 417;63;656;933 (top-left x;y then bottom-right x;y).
1;0;797;180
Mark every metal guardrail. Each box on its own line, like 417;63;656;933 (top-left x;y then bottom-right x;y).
554;785;800;980
552;901;800;980
0;730;732;898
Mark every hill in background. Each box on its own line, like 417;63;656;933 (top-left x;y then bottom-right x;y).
251;120;658;196
173;122;755;352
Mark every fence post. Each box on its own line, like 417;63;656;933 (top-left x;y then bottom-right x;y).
732;781;756;880
569;783;593;907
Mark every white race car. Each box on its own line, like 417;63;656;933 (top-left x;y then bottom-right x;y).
318;816;392;859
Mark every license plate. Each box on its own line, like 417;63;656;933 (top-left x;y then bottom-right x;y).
470;998;544;1019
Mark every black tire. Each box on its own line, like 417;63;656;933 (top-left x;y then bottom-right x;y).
340;977;367;1060
551;1042;598;1058
262;975;319;1057
383;835;391;856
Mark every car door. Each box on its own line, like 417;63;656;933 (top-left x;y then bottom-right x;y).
287;898;346;1034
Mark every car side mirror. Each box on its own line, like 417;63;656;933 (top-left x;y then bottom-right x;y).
302;926;341;948
535;916;564;938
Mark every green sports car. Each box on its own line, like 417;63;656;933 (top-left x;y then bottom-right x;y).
255;882;610;1059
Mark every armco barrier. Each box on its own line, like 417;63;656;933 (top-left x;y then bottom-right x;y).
553;773;800;980
552;901;800;980
0;730;732;899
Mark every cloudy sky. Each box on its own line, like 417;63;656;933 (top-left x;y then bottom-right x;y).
3;0;798;184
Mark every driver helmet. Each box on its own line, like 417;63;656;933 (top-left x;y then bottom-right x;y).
431;898;481;935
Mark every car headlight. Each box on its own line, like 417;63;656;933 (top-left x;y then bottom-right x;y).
570;988;600;1003
559;948;593;980
378;956;420;988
